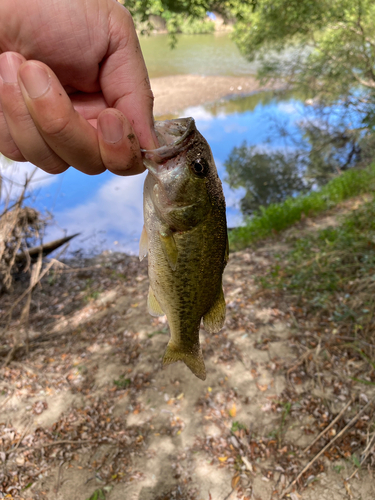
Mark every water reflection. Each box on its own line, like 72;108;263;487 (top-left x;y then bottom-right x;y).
1;91;306;256
224;145;308;215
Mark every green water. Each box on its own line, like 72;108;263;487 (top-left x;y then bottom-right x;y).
139;32;258;78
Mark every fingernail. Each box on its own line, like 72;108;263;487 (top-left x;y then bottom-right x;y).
19;62;50;98
99;113;124;143
0;53;23;84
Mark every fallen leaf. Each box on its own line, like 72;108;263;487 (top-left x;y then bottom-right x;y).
344;481;353;499
231;475;240;488
229;403;236;417
241;456;253;472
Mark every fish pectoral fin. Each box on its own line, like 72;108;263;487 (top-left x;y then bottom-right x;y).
159;230;178;271
147;286;165;317
139;225;148;261
163;343;206;380
203;287;226;333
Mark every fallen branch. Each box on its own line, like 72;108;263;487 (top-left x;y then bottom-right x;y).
280;398;375;498
347;430;375;481
303;397;354;454
2;254;66;324
15;233;80;262
39;439;97;448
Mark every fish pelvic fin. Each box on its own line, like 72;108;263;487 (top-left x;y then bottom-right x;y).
139;225;148;261
163;343;206;380
203;287;226;333
147;286;165;317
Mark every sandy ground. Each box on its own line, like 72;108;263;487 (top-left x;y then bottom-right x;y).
1;200;375;500
150;75;278;117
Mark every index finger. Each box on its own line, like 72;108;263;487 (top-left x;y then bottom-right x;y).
100;3;157;150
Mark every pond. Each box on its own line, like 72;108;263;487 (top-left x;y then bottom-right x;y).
0;34;308;256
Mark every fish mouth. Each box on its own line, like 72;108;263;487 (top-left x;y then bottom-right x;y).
141;118;196;175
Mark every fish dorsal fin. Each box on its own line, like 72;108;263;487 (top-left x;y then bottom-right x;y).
159;230;178;271
147;286;165;317
163;342;206;380
203;287;226;334
139;225;148;261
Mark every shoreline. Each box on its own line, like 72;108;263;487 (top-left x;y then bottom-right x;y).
150;74;279;117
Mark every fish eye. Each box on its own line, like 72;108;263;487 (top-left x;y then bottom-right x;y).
191;158;209;178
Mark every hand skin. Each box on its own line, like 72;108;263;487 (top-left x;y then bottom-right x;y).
0;0;157;176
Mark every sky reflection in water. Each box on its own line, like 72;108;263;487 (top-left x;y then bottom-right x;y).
0;92;305;256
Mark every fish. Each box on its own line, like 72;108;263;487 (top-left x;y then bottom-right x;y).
139;117;228;381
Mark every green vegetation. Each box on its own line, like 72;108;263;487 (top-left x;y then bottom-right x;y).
163;13;215;35
225;143;308;216
113;376;131;389
258;194;375;337
229;163;375;251
127;1;375;212
230;421;246;433
86;489;106;500
267;401;292;446
223;0;375;212
232;0;375;105
127;0;375;108
125;0;215;37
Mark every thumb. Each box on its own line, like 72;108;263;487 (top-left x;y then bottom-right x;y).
100;2;157;150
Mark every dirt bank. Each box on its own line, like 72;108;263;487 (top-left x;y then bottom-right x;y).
1;199;375;500
151;74;278;117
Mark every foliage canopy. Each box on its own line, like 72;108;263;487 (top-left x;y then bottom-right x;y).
126;0;375;214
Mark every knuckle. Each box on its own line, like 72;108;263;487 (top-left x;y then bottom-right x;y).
3;148;25;162
40;114;71;139
0;137;25;162
120;6;133;25
26;151;68;175
41;163;68;175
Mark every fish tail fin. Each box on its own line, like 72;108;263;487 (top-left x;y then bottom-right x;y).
163;343;206;380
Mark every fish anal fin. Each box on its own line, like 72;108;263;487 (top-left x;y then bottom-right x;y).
163;343;206;380
139;225;148;261
203;287;226;334
147;287;165;317
159;230;178;271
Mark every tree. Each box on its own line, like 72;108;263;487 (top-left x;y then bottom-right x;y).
228;0;375;205
230;0;375;98
126;0;375;212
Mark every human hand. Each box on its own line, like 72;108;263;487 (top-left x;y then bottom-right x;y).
0;0;156;176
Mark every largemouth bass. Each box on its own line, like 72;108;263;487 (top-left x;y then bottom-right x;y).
139;118;228;380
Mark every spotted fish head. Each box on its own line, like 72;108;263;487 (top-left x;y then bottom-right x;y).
142;118;225;230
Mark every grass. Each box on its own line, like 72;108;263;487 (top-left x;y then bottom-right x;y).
86;489;107;500
113;376;131;389
231;421;246;433
259;196;375;354
262;199;375;296
229;164;375;251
